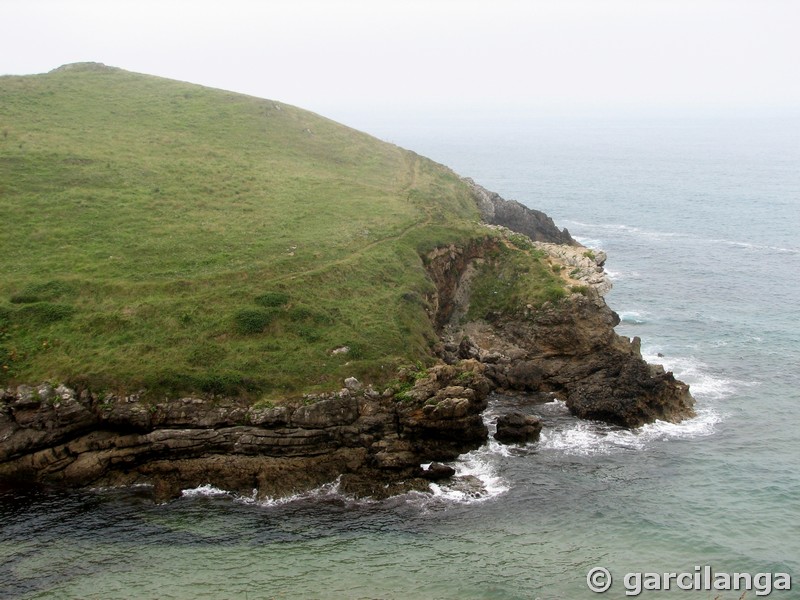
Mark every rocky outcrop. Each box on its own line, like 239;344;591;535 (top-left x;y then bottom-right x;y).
452;298;694;427
533;242;612;296
467;178;576;246
420;462;456;481
431;238;695;428
423;237;499;328
394;360;491;457
494;412;543;444
0;365;492;500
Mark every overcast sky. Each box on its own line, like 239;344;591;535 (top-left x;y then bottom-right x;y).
3;0;799;120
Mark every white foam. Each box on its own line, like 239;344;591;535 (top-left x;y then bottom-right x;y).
540;424;640;455
237;476;370;508
571;220;799;255
641;349;754;401
458;447;509;493
612;223;689;241
426;452;510;505
177;477;366;508
710;238;799;255
89;483;154;493
563;219;593;229
181;484;232;498
569;220;690;241
535;400;639;455
618;310;648;324
572;235;605;250
178;460;506;509
637;407;721;440
416;408;512;505
537;399;721;457
615;270;642;281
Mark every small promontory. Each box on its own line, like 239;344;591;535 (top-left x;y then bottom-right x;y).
0;65;694;499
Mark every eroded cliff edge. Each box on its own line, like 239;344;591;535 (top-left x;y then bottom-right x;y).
0;184;694;500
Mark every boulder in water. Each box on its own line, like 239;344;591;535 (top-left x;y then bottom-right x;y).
421;462;456;481
494;412;543;444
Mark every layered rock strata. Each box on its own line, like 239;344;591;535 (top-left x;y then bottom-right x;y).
0;362;491;500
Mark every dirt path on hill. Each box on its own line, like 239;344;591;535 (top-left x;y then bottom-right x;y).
274;153;432;283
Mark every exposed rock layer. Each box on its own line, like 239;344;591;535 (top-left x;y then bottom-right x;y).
450;299;694;428
0;363;491;500
431;237;694;428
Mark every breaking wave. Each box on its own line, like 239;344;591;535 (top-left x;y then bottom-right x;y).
536;399;721;457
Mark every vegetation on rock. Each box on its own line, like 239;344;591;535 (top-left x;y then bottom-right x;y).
467;244;566;322
0;65;563;398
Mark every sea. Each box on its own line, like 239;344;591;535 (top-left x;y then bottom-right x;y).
2;113;799;599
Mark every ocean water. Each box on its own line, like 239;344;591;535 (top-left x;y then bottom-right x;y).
2;115;799;599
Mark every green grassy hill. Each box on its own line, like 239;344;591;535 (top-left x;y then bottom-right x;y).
0;63;489;398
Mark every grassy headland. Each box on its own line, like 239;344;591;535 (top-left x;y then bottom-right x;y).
0;63;562;399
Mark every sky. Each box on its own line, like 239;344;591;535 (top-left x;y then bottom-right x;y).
3;0;800;121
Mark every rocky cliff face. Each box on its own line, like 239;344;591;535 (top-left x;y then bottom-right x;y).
449;298;694;427
0;364;492;500
467;178;577;246
0;186;694;499
430;236;694;427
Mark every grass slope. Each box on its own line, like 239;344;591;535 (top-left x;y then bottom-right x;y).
0;63;486;397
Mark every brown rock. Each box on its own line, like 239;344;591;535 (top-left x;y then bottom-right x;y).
494;412;543;444
420;462;456;480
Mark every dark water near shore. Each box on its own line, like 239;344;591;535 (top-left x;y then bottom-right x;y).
3;115;799;599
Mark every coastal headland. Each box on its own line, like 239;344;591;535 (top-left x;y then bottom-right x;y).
0;64;693;499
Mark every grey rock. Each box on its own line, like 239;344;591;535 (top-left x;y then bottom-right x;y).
291;396;359;428
467;178;576;245
344;377;362;392
458;336;480;360
506;361;544;390
13;386;39;409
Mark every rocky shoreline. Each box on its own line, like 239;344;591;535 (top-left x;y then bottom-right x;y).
0;184;694;501
0;361;493;500
433;238;693;428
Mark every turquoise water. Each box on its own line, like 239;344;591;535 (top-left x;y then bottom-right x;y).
3;116;799;599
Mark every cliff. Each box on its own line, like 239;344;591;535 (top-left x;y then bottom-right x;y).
426;229;694;428
0;364;491;499
467;178;577;246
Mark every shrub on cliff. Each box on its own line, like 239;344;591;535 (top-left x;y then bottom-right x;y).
467;244;566;321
